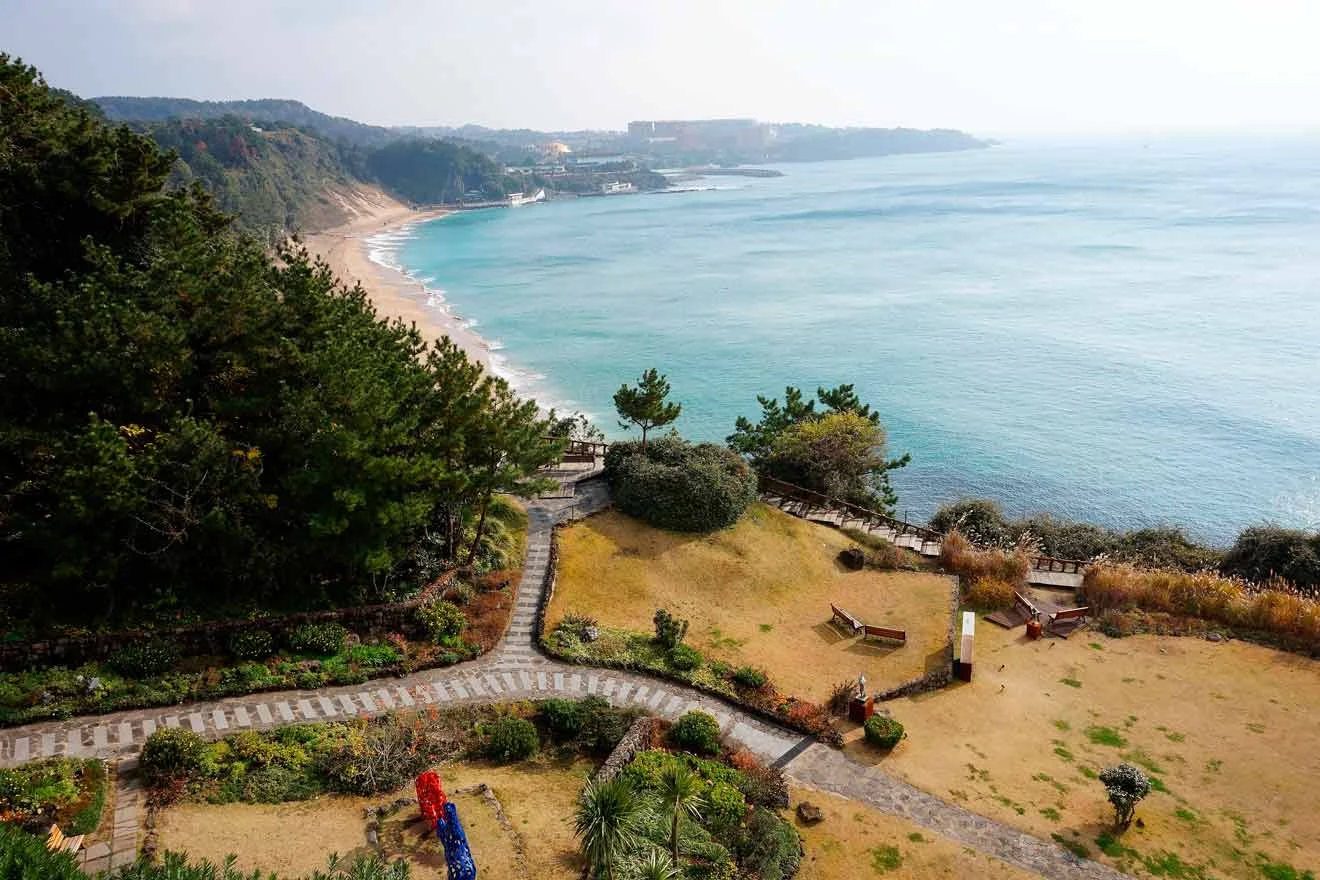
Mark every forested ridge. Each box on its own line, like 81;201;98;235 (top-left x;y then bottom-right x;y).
0;56;561;630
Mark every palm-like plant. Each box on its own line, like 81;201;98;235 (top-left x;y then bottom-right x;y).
656;763;706;868
575;776;648;880
634;850;682;880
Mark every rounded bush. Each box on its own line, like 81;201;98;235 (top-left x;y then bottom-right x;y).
107;641;177;677
140;727;207;787
486;716;539;763
668;644;702;671
609;437;756;533
538;698;584;739
286;623;347;656
863;715;905;750
228;629;274;661
443;583;476;606
731;666;768;689
670;710;722;756
417;600;466;643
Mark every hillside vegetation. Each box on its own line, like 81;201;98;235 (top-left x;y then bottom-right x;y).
0;56;559;628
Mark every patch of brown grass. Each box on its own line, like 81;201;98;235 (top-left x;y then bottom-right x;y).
940;530;1029;599
1084;564;1320;652
550;504;954;700
963;577;1017;611
464;588;513;652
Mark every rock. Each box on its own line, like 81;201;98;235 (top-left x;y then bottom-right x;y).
366;828;379;847
86;676;103;694
839;547;865;571
345;632;362;647
796;802;824;825
583;626;600;642
1207;632;1224;643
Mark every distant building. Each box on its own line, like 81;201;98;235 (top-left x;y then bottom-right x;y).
601;181;634;194
627;118;771;150
540;141;573;157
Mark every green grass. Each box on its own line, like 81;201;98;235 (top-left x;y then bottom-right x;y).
1052;833;1089;859
1121;748;1165;774
1094;831;1131;858
1165;731;1186;743
1040;807;1062;821
758;623;773;632
1085;725;1128;748
1140;850;1210;879
907;832;926;843
1174;808;1200;823
1078;766;1098;780
1053;719;1071;731
870;844;903;872
1246;722;1266;734
1256;856;1317;880
1089;642;1104;650
1053;745;1074;762
1059;677;1083;689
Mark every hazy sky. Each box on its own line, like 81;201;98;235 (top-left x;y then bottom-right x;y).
4;0;1319;135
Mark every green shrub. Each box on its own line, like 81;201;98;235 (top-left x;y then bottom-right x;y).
346;643;402;668
538;698;585;739
1222;525;1320;589
653;607;689;649
670;711;721;756
705;778;749;830
286;623;347;656
732;807;802;880
228;629;275;661
864;715;905;750
485;716;539;763
108;641;178;677
577;697;633;754
240;764;320;803
140;727;207;788
609;436;756;533
417;600;466;643
0;823;83;880
731;666;768;689
668;643;702;671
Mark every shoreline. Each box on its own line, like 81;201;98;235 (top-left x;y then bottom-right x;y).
301;188;494;372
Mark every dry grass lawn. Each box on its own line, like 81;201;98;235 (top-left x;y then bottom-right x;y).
550;504;954;699
791;785;1038;879
155;756;595;879
840;626;1320;879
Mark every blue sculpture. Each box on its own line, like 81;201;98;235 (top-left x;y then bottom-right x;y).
435;801;478;880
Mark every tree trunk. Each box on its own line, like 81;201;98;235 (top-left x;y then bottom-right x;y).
641;424;649;452
466;490;492;568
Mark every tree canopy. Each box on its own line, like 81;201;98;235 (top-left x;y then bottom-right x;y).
614;369;682;450
0;56;558;627
728;384;908;512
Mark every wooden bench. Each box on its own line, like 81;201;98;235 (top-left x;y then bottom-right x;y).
46;824;84;854
830;603;863;635
1047;606;1090;637
863;624;907;644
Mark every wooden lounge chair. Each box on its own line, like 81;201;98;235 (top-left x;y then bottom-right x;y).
862;624;907;644
46;824;84;854
830;603;863;635
1046;606;1090;638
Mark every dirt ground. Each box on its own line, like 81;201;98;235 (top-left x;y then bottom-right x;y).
791;785;1039;879
840;625;1320;879
155;756;595;878
550;504;954;699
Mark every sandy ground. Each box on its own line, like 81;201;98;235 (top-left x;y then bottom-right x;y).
155;756;593;879
550;504;955;699
791;785;1038;879
840;626;1320;878
300;186;493;371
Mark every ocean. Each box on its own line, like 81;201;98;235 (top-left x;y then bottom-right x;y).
377;137;1320;545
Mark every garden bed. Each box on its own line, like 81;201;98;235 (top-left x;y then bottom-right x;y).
0;757;109;837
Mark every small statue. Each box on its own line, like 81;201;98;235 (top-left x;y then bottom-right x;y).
856;672;867;700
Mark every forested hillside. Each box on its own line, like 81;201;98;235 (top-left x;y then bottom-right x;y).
0;56;560;628
144;116;368;238
94;96;395;146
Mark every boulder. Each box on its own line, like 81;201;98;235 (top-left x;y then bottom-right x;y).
796;801;824;825
839;547;866;571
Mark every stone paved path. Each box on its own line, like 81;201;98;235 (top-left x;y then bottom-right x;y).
0;466;1129;879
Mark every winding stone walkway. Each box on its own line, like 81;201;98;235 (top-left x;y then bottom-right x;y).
0;467;1128;879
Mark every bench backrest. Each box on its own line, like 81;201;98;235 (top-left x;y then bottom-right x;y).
1013;591;1038;616
864;625;907;642
831;604;861;626
562;452;596;463
47;825;65;849
1052;606;1089;621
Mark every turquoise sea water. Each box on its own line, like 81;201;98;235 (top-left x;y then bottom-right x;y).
384;138;1320;544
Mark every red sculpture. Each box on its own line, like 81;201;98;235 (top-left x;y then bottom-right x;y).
415;770;448;824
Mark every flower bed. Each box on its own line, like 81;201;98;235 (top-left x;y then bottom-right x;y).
0;757;108;835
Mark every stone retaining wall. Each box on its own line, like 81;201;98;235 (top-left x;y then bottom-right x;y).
594;715;656;782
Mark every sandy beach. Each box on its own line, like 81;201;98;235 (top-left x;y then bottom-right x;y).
301;186;493;370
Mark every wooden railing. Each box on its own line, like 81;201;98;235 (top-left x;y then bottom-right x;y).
544;437;610;459
1031;555;1088;574
758;475;942;543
